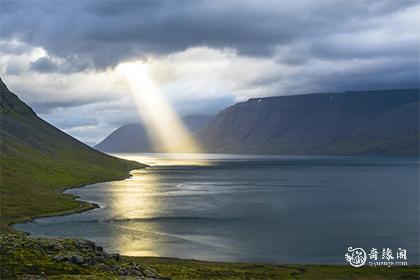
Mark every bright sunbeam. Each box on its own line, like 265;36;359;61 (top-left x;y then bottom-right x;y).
117;61;201;153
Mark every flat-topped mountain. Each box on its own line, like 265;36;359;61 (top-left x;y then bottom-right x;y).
195;89;419;155
95;114;213;153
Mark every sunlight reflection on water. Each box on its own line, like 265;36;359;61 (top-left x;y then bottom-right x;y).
15;154;420;263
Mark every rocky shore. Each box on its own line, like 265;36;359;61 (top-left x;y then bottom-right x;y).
0;234;169;279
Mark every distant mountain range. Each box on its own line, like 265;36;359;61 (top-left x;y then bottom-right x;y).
196;89;419;155
97;89;419;155
95;114;213;152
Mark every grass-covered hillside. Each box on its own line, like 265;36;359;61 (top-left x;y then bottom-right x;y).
0;77;145;230
1;78;418;279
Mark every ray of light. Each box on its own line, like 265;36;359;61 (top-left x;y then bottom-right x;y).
117;62;201;153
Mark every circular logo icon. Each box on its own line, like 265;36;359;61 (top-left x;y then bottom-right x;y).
345;247;367;267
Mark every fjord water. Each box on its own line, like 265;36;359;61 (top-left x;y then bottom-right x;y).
16;154;419;264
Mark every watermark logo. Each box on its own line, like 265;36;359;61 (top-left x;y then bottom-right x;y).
345;247;367;267
345;247;408;267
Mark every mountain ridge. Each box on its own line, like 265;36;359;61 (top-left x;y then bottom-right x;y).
95;114;213;152
0;77;145;227
195;89;419;155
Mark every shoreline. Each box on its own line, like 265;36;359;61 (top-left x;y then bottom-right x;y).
11;161;420;266
4;166;420;279
8;170;138;232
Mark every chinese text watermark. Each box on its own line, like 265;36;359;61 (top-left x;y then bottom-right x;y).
345;247;408;267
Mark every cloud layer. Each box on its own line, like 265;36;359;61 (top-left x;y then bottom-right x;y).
1;0;418;143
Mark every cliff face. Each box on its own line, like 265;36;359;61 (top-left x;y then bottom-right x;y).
195;89;419;155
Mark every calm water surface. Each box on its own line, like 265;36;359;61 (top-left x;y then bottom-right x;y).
16;154;419;264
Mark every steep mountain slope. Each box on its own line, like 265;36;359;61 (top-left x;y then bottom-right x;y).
196;89;419;155
0;77;145;227
95;114;213;152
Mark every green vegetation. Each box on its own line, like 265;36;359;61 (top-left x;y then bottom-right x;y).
2;233;418;280
1;78;419;279
128;257;420;280
0;78;145;231
0;234;164;279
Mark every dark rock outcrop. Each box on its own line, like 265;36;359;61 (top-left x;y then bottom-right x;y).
0;234;168;279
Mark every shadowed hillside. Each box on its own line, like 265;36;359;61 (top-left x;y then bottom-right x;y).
196;89;419;155
0;77;145;229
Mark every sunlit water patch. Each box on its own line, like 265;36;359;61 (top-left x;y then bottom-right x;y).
15;154;420;264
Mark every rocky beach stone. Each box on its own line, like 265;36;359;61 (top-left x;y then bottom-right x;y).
0;234;168;279
71;254;85;264
51;243;60;250
112;253;121;261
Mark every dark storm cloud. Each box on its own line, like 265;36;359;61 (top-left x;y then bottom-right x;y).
30;99;100;114
0;0;419;142
321;60;419;91
30;56;92;73
1;0;418;69
29;57;57;73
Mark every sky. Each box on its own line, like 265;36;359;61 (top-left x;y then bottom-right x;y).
1;0;419;144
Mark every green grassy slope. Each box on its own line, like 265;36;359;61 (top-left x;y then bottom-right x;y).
1;78;418;279
0;77;145;229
